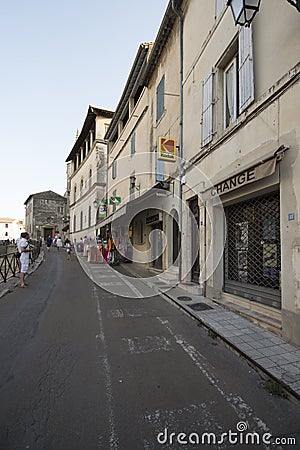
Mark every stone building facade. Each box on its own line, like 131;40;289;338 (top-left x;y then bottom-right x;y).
24;190;67;241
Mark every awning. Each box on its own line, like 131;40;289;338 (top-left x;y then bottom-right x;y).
209;157;277;198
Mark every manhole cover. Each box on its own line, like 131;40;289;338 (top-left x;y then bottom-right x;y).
177;296;192;301
189;303;213;311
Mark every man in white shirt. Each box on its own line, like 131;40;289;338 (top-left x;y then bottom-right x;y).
19;232;31;287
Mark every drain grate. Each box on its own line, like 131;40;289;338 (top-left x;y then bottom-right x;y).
177;296;192;302
189;303;213;311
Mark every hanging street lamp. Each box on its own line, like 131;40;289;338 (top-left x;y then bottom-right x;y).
227;0;300;27
227;0;261;26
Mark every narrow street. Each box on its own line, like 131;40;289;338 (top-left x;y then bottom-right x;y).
0;249;299;450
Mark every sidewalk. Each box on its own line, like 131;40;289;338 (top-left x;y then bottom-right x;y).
119;261;300;403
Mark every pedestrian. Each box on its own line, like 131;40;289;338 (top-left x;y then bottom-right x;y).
56;236;63;251
65;241;72;260
15;235;22;270
19;232;32;288
46;235;53;252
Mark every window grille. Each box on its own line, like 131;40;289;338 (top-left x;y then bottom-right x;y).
224;191;281;309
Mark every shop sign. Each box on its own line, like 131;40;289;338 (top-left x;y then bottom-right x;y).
146;213;161;224
210;158;276;197
158;137;176;162
98;201;106;219
109;196;121;205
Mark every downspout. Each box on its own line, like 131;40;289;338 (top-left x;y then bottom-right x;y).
172;0;184;283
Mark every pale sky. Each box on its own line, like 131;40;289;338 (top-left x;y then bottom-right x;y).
0;0;169;220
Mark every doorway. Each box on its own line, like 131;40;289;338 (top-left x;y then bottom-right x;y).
150;222;163;270
172;211;180;265
189;197;200;283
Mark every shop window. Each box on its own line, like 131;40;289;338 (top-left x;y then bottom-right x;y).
224;192;281;308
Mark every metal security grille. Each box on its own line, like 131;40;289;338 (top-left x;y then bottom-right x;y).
224;191;281;309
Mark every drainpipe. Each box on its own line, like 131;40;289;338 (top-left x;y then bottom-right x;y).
172;0;184;283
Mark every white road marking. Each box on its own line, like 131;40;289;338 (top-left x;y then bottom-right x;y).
93;286;119;450
122;336;174;354
109;309;125;319
157;317;277;450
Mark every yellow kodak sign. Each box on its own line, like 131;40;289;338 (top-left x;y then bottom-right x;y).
158;137;176;162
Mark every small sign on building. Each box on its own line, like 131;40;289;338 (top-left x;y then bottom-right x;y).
158;137;176;162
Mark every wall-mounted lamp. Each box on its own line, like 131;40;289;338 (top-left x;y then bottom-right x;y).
131;176;140;191
227;0;299;27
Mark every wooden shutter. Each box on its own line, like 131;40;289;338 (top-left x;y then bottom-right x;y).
156;76;165;122
131;133;136;155
238;25;254;114
201;69;214;147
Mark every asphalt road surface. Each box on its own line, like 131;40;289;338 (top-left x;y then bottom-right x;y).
0;248;299;450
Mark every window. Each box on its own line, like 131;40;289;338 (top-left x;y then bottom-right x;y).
224;57;237;128
73;215;76;232
156;75;165;123
201;26;254;146
80;211;83;230
130;133;136;156
112;160;117;179
57;206;64;214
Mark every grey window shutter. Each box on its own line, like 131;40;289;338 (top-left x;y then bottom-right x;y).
201;69;214;147
238;25;254;114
